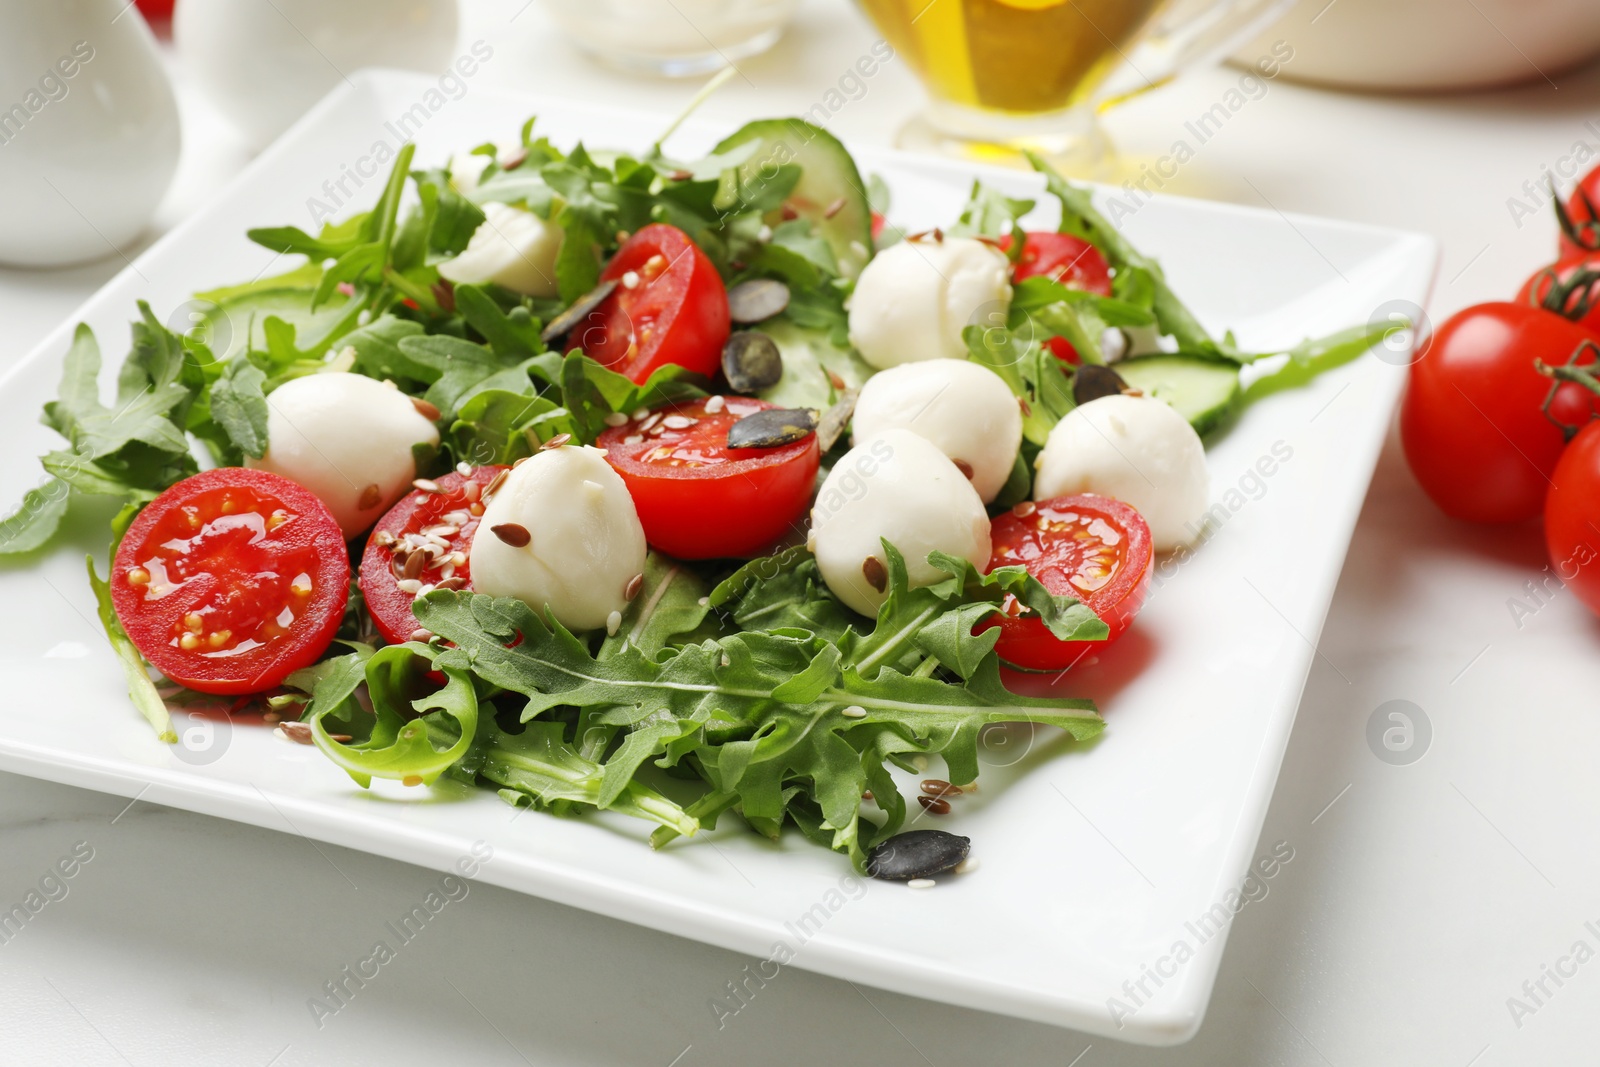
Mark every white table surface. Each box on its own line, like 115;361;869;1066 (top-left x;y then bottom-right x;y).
4;2;1600;1063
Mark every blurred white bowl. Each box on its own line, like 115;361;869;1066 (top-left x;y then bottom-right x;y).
176;0;460;150
0;0;180;267
1235;0;1600;91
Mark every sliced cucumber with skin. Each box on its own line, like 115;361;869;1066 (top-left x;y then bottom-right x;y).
753;318;873;410
1113;354;1243;437
713;119;874;280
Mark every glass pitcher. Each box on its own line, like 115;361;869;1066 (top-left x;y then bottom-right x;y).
859;0;1296;174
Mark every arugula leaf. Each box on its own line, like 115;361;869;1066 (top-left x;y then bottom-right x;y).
709;545;853;644
598;552;714;662
1027;152;1232;360
87;555;176;743
207;359;270;459
292;642;479;788
0;480;72;554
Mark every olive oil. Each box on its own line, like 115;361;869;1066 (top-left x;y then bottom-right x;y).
859;0;1166;114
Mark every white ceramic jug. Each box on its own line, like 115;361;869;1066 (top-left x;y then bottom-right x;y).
176;0;460;151
0;0;181;268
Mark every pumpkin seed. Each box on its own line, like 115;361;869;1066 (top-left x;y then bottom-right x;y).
726;406;817;449
539;279;618;345
726;278;790;324
1073;363;1128;407
816;389;857;452
721;331;784;394
866;829;971;881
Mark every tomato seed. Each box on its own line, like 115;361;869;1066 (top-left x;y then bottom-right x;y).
491;523;531;548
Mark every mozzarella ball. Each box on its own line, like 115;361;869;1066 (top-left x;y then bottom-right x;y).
847;236;1012;369
469;446;647;632
448;151;493;195
437;201;561;298
247;373;439;538
810;429;991;617
1033;394;1209;551
850;359;1022;504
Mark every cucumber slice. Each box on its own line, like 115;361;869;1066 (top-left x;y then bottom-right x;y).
713;119;874;280
753;318;873;410
1114;354;1242;437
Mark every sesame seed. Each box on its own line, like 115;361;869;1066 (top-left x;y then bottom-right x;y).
409;628;434;643
455;461;473;477
417;583;435;596
638;412;662;432
624;434;643;445
621;270;640;290
841;705;867;719
907;878;936;890
422;524;460;539
491;523;531;548
412;397;442;421
540;433;573;450
374;530;396;547
485;470;509;498
954;858;979;875
448;551;467;568
396;579;423;594
442;510;471;526
604;411;629;427
703;395;725;414
412;478;441;493
631;407;650;421
662;414;695;430
605;609;622;636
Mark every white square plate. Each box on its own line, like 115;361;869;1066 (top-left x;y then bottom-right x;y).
0;71;1436;1045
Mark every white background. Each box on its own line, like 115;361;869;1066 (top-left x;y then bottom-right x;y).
3;0;1599;1063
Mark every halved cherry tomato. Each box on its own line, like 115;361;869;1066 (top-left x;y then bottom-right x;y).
999;232;1113;363
596;396;818;559
981;494;1152;671
1517;253;1600;335
358;465;506;646
1545;418;1600;619
110;468;349;695
582;224;730;383
1401;303;1600;524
